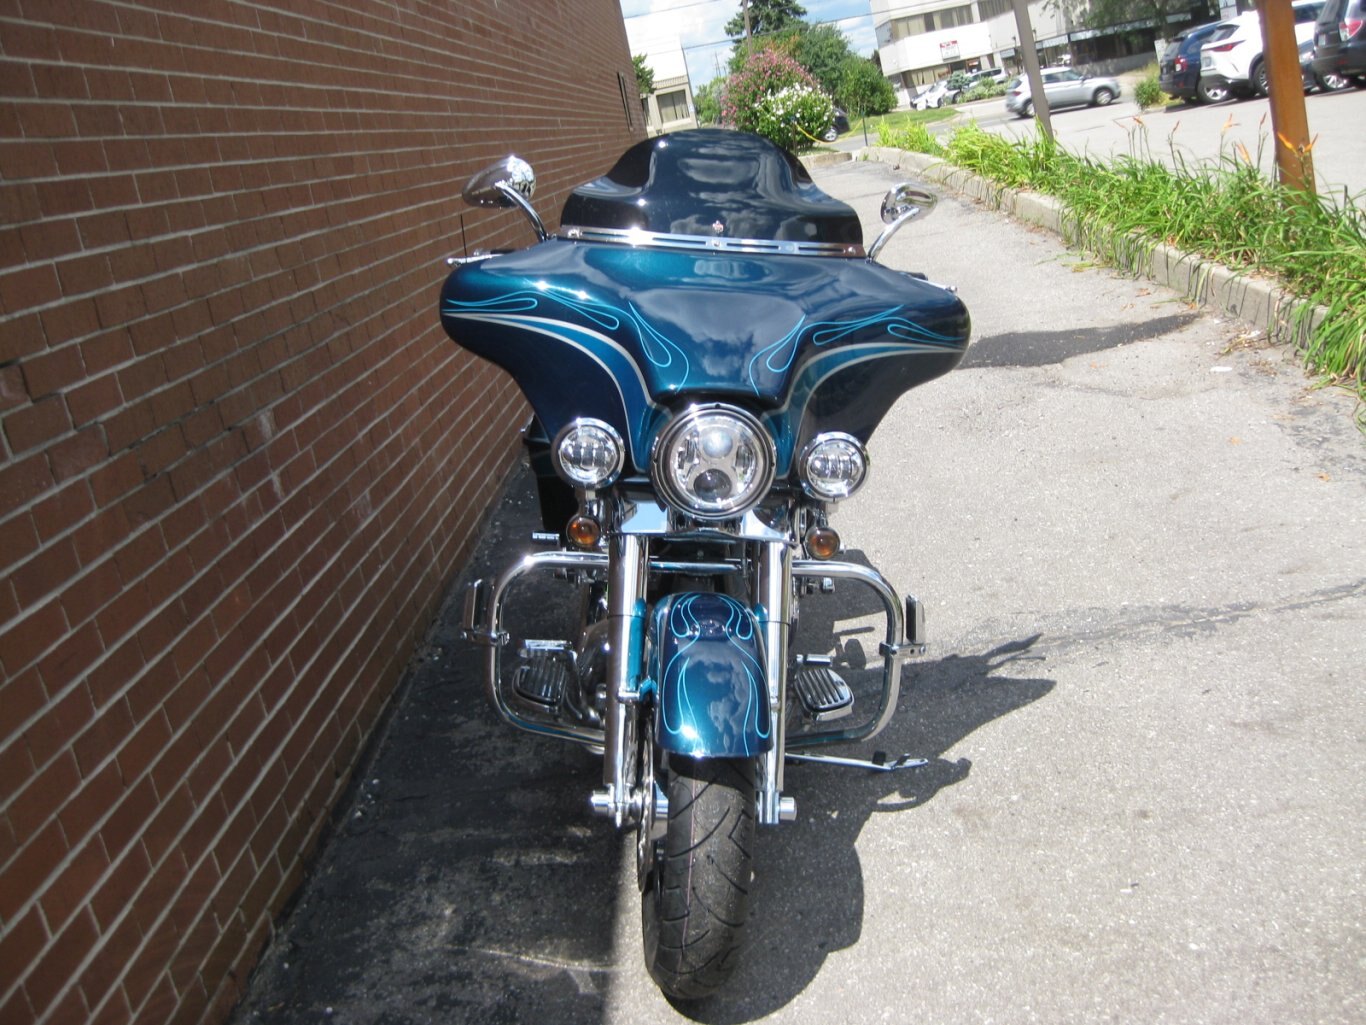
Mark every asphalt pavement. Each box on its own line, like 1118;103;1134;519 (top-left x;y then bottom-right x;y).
228;158;1365;1025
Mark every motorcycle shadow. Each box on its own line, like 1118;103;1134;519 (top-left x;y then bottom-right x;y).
675;579;1054;1022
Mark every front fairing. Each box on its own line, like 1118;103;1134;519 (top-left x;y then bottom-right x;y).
440;238;968;475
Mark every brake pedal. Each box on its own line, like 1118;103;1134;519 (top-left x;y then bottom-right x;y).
792;664;853;722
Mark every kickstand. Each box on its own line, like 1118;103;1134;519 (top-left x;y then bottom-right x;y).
786;751;928;773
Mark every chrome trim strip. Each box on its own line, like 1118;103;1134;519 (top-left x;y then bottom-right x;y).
560;225;865;259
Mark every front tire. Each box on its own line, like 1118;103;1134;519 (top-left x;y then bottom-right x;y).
642;756;756;1000
1092;86;1116;106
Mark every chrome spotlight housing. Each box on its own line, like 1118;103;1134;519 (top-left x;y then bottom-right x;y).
553;418;625;490
798;433;869;502
651;405;776;521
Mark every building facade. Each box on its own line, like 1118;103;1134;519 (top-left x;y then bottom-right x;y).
0;3;641;1024
873;0;1205;89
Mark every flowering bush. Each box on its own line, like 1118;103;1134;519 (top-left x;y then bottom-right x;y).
721;48;834;151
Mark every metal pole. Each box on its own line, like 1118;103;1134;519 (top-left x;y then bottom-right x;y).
1010;0;1053;142
1256;0;1315;194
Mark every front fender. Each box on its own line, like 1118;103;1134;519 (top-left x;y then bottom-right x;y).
649;592;773;758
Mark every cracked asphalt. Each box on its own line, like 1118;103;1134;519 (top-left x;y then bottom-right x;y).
228;158;1365;1025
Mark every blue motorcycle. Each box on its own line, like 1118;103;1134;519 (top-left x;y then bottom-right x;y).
442;129;969;999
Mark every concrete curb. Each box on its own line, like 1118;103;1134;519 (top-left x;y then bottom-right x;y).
852;146;1327;348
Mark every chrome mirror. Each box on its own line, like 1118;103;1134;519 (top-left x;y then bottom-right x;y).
868;183;938;261
461;156;547;241
879;183;937;225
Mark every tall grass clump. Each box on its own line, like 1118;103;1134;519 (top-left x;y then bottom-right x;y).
876;119;942;155
928;121;1365;395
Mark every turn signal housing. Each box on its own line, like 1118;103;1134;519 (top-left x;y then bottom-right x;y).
567;514;602;549
804;525;841;560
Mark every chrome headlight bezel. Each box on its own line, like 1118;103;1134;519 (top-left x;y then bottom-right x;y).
650;404;776;521
798;432;869;502
552;417;625;490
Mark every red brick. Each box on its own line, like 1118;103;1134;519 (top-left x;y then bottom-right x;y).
0;599;66;677
65;375;124;427
23;907;99;1019
0;819;67;922
10;535;79;607
32;479;95;541
48;424;111;483
0;262;60;314
38;831;111;933
2;394;71;453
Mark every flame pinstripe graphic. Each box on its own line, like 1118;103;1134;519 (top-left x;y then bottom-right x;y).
445;292;960;473
652;593;771;758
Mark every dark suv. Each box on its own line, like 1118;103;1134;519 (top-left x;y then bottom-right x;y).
1160;22;1230;102
1313;0;1366;84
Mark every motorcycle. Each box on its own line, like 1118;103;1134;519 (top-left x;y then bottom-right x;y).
441;129;969;999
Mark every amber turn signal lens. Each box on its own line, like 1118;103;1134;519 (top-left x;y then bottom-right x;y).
567;515;601;548
804;525;840;560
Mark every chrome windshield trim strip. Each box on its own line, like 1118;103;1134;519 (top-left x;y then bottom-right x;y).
559;225;865;259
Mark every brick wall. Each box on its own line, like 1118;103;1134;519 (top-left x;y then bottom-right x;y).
0;2;642;1022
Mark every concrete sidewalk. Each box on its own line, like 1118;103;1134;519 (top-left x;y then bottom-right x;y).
229;159;1365;1025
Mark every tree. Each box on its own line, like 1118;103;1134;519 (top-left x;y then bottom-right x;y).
633;54;655;97
693;79;723;125
836;57;896;118
789;24;855;96
724;0;807;39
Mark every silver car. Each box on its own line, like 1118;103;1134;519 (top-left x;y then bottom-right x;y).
1004;67;1122;117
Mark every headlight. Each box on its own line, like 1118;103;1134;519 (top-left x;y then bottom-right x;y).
798;433;868;501
651;405;775;521
553;418;624;489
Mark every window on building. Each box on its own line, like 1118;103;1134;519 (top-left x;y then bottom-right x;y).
978;0;1012;20
657;89;690;123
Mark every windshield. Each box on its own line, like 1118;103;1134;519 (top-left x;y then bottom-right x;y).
559;129;862;246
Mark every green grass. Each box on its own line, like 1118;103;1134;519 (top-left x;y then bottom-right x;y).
844;107;955;139
877;119;1365;400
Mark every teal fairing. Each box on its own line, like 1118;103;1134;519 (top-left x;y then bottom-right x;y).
647;592;772;758
439;239;969;475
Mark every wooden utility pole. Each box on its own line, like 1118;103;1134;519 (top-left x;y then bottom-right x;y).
1011;0;1053;141
1257;0;1315;194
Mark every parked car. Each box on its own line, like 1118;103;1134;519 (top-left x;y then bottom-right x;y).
912;79;958;109
1299;38;1352;89
1004;67;1122;118
959;67;1008;93
1199;0;1326;98
820;107;851;142
1312;0;1366;85
1160;22;1231;103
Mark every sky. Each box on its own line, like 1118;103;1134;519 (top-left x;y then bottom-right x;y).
620;0;878;88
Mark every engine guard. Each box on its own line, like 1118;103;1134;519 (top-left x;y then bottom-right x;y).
648;592;774;758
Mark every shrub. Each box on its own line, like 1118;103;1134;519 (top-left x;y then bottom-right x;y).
1134;64;1166;110
722;49;834;150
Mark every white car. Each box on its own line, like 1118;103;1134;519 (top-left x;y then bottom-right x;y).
1200;0;1326;96
912;80;957;109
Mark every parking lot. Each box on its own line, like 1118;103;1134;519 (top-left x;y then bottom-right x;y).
947;79;1366;195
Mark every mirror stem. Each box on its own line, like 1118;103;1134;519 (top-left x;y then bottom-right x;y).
495;181;548;241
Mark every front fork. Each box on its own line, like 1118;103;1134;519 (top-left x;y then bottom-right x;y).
593;535;796;827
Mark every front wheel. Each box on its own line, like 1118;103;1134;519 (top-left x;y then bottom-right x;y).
1092;86;1116;106
642;756;756;1000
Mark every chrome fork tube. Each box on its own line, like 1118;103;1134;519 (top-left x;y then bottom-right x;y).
756;539;795;825
605;532;649;826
